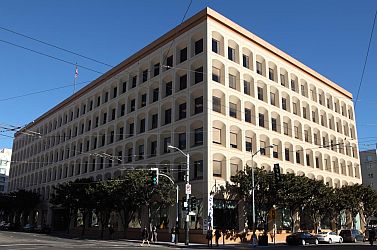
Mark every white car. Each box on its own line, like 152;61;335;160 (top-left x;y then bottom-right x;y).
316;232;343;243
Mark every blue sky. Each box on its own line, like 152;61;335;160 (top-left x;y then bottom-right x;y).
0;0;376;151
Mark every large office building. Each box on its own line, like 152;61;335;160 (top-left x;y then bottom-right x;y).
0;148;11;193
9;8;360;234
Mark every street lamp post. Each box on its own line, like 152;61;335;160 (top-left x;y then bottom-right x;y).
168;145;190;246
251;145;274;247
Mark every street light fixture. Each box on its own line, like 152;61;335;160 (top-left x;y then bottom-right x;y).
250;144;274;247
167;145;190;246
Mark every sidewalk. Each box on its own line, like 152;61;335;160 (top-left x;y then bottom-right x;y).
122;239;287;249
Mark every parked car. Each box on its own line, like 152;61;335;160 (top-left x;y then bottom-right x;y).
315;231;343;243
23;224;35;232
339;229;365;243
286;232;319;245
0;221;10;230
35;225;51;234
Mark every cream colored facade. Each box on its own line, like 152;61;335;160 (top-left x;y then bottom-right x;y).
9;8;360;231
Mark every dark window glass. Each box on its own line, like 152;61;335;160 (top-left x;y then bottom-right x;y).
244;81;251;95
272;118;277;131
228;47;235;61
142;69;148;82
165;109;171;124
229;103;237;118
113;87;117;98
141;94;147;107
120;104;125;116
178;133;186;150
194;160;203;180
119;127;124;141
165;82;172;96
285;148;290;161
194;127;203;145
151;114;158;129
180;47;187;63
194;67;203;84
213;97;221;113
245;108;251;123
130;99;135;112
259;113;265;127
212;39;219;53
243;54;249;68
132;76;137;88
122;81;127;93
111;108;116;120
153;63;160;77
104;92;109;103
179;103;187;120
129;123;134;137
166;55;173;68
257;87;263;101
151;141;157;157
152;88;159;102
194;96;203;114
139;119;145;133
256;62;262;75
195;39;203;55
269;68;274;81
163;137;171;153
179;75;187;90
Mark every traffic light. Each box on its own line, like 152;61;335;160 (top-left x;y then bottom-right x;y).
190;196;197;211
273;163;281;182
151;170;158;186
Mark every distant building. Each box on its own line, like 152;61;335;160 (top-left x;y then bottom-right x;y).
360;147;377;188
0;148;11;193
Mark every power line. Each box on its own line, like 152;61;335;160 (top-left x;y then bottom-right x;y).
354;10;377;109
0;25;113;68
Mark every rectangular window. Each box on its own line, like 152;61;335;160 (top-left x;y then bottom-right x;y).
302;107;307;119
213;127;221;144
152;88;159;102
260;140;266;155
153;63;160;77
194;160;203;180
119;127;124;141
179;103;187;120
244;80;251;95
102;112;107;124
306;154;310;166
285;148;290;161
128;123;134;137
213;160;222;177
104;92;109;103
229;102;237;118
194;66;203;84
179;74;187;90
212;39;219;53
178;133;186;150
110;131;114;144
229;74;236;89
273;145;278;158
245;108;251;123
212;67;221;82
230;132;237;148
293;102;297;115
194;39;203;55
246;137;252;152
142;69;148;82
120;104;125;116
294;126;299;139
163;137;171;153
257;87;263;101
127;148;133;162
194;96;203;114
256;62;262;75
269;68;274;81
113;87;117;98
296;152;301;164
130;99;135;112
138;145;144;160
271;118;277;132
132;76;137;88
270;92;276;106
259;113;265;127
165;109;172;124
111;108;116;120
165;81;172;96
97;96;101;107
304;130;309;142
280;74;286;86
230;163;239;177
151;114;158;129
301;85;305;96
314;134;318;145
213;97;221;113
166;55;173;68
139;119;145;133
122;81;127;93
180;47;187;63
282;98;287;110
150;141;157;157
242;54;249;68
194;127;203;145
140;94;147;107
318;94;323;105
312;111;316;122
228;47;235;61
291;80;296;91
283;122;289;135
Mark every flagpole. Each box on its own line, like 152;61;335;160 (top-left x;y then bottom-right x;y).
73;63;78;94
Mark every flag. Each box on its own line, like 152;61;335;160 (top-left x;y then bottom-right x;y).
75;65;78;78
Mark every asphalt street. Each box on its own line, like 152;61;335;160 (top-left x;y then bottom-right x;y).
0;231;376;250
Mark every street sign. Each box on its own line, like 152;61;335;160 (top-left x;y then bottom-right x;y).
185;183;191;195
